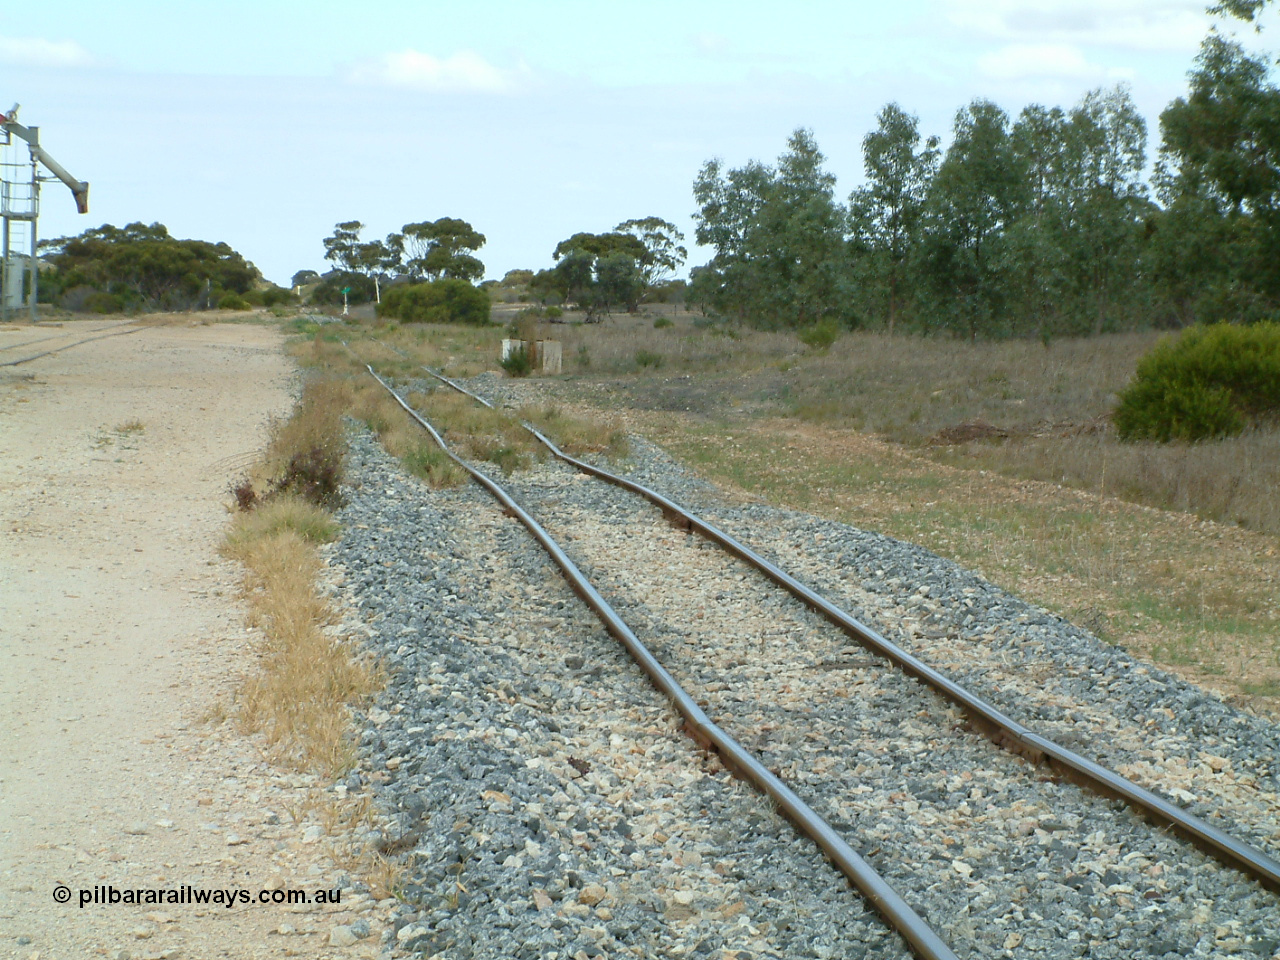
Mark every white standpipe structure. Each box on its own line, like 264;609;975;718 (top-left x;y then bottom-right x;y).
1;104;90;322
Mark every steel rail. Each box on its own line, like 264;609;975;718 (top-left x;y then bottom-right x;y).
0;319;136;354
359;362;960;960
413;360;1280;895
0;323;145;368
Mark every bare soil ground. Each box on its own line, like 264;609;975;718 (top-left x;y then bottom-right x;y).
0;319;378;959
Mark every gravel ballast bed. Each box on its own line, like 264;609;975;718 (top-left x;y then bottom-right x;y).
331;373;1280;959
331;430;907;960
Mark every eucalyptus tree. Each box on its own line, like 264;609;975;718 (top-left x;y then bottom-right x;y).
550;231;648;313
692;157;774;319
693;129;846;327
919;100;1027;339
615;217;688;284
322;220;364;274
750;128;848;326
848;103;940;333
1067;86;1151;332
395;218;486;282
1157;35;1280;317
1003;105;1074;336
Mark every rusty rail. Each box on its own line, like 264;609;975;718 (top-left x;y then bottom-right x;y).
413;360;1280;896
360;363;960;960
0;322;145;367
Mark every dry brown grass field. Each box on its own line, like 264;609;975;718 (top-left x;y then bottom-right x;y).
308;306;1278;719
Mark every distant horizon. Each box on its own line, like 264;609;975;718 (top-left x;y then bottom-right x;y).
6;1;1279;286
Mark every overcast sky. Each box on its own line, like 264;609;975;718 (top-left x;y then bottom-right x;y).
2;1;1274;285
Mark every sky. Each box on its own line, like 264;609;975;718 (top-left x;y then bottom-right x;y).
2;0;1276;286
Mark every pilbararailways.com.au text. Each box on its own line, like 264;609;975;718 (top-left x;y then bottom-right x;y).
63;884;341;909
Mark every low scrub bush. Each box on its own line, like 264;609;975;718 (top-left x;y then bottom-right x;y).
798;318;841;351
84;291;127;314
635;349;663;369
500;344;532;377
1114;323;1280;441
654;316;673;329
379;279;490;326
219;292;251;310
274;446;343;507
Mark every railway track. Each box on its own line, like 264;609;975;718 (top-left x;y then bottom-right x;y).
338;349;1280;958
0;319;145;367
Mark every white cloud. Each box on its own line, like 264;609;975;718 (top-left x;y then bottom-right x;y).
343;49;527;94
977;43;1129;81
946;0;1208;52
0;35;96;68
692;32;730;56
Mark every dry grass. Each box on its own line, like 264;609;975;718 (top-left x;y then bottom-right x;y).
223;494;339;552
544;320;1279;539
934;426;1280;536
223;523;379;775
520;404;630;459
408;387;541;473
296;328;524;477
223;372;380;777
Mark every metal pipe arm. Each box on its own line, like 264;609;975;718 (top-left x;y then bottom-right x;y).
2;109;89;214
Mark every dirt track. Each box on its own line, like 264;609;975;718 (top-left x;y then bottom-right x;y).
0;320;378;958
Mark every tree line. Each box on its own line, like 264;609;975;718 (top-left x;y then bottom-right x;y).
37;222;271;313
689;34;1280;339
313;215;690;322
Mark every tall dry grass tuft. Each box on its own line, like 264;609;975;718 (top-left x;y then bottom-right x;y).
257;376;352;508
224;373;380;777
224;523;378;775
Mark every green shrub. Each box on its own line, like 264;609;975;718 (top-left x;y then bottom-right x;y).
635;349;663;369
798;317;841;351
379;279;490;325
83;291;126;314
308;272;374;306
1114;322;1280;442
219;292;251;310
545;305;563;320
261;286;296;307
500;344;532;377
653;316;673;329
